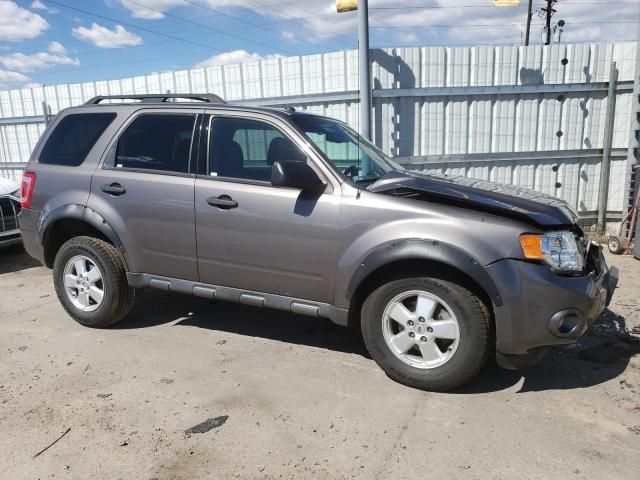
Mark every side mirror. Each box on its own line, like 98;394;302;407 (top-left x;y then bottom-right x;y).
271;161;326;192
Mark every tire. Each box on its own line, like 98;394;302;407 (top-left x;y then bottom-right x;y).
607;235;624;255
361;276;490;392
53;236;135;328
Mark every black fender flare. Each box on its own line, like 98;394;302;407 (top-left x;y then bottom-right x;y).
346;239;503;307
39;204;129;269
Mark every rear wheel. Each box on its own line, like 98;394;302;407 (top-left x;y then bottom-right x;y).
53;236;135;328
361;276;490;392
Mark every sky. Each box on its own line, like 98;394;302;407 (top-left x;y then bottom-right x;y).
0;0;638;90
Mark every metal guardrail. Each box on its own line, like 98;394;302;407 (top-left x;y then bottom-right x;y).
0;162;26;169
0;81;633;123
233;81;635;107
395;148;628;166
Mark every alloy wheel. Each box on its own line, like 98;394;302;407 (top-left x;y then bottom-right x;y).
382;290;460;369
63;255;105;312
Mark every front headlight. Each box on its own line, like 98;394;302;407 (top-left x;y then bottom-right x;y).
520;231;584;273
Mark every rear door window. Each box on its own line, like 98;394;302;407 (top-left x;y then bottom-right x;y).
39;113;116;166
115;114;196;174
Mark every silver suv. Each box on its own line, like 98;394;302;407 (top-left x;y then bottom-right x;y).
19;94;618;391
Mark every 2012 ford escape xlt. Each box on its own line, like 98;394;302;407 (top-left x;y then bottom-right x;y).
18;94;618;391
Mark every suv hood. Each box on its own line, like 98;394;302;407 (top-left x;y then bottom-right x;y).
368;170;579;228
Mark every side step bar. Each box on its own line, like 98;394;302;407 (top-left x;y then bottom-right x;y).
126;273;349;326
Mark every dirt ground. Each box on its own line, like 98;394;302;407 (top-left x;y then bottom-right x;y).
1;246;639;480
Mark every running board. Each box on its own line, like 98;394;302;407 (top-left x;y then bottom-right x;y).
126;273;349;326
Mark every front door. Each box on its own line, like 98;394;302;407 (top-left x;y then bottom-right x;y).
195;115;342;303
88;111;200;281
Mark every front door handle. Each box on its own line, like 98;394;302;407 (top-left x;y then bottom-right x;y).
102;183;126;196
207;195;238;210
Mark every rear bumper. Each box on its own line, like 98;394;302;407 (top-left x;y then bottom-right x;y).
0;230;21;247
17;207;45;264
487;244;617;363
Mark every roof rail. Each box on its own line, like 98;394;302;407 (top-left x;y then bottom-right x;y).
84;93;226;105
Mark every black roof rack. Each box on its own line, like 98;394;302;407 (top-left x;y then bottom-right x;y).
84;93;226;105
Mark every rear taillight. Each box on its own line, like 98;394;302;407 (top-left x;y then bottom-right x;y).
21;172;36;208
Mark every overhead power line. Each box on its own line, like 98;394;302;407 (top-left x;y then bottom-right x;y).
123;0;298;55
41;0;281;63
12;3;341;58
180;0;354;50
244;0;356;46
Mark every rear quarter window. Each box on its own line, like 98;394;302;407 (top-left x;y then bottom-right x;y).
39;113;116;166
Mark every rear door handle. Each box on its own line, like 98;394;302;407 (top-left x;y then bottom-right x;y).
207;195;238;210
102;183;126;196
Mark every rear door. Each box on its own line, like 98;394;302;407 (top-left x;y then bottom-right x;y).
194;112;342;303
87;110;201;281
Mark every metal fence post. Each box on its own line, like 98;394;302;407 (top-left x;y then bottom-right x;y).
597;61;618;233
41;101;51;126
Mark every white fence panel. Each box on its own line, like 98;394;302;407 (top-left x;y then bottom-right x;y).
0;42;637;219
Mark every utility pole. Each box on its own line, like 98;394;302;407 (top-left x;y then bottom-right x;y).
525;0;533;46
541;0;557;45
358;0;371;140
336;0;372;140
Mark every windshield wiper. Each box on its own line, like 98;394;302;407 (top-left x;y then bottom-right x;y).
364;170;403;190
355;178;380;187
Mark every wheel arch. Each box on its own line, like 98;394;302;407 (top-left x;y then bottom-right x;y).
40;204;128;269
346;240;502;327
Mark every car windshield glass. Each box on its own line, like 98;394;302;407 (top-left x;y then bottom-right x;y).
291;114;402;186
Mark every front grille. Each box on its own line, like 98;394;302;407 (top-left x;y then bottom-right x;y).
0;196;21;233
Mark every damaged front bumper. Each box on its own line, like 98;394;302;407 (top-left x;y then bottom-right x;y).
486;243;618;369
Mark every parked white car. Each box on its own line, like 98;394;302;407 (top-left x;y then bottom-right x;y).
0;178;21;248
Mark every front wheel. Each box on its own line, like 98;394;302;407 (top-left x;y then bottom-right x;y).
53;236;135;328
361;277;490;392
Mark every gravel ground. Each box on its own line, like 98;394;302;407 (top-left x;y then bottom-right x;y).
1;246;639;480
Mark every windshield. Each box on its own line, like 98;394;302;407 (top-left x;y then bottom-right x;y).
291;114;402;186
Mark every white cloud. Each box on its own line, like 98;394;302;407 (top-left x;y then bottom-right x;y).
0;69;30;83
194;50;283;68
48;41;67;55
0;0;49;41
119;0;185;20
0;50;79;73
0;69;32;90
30;0;57;13
281;30;295;42
398;32;418;43
72;23;143;49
